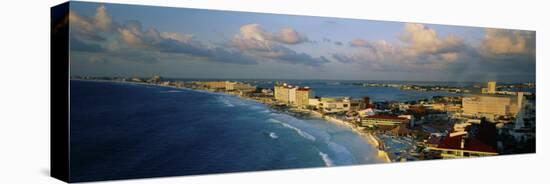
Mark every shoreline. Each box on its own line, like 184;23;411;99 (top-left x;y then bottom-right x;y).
73;79;392;163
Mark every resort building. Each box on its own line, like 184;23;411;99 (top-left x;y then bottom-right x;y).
462;93;524;120
317;97;351;113
360;115;409;127
274;83;291;104
288;87;297;105
226;82;256;92
488;81;496;94
481;81;497;94
309;98;320;108
424;103;461;112
202;81;256;92
203;81;228;89
350;99;366;111
295;87;312;108
428;120;498;158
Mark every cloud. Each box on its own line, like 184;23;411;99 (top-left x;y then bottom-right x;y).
68;10;105;41
480;28;535;56
337;23;534;82
69;5;257;65
350;38;370;47
440;52;458;62
94;5;112;31
341;24;467;71
237;24;308;44
276;27;308;44
231;24;327;66
400;23;465;56
118;27;143;46
160;32;193;43
70;38;105;52
331;53;355;64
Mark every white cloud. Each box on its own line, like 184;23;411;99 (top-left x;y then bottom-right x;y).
69;5;113;35
94;5;111;31
350;38;370;47
69;11;94;33
276;27;308;44
236;24;307;44
339;23;466;70
118;27;142;46
400;23;464;56
239;24;273;41
231;24;326;66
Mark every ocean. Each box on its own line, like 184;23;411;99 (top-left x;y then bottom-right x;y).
69;80;386;182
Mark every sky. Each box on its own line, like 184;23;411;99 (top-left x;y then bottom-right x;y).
66;2;536;82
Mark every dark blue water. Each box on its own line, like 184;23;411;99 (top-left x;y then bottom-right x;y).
70;80;383;182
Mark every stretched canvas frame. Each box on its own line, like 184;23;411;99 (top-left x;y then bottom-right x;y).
51;1;536;183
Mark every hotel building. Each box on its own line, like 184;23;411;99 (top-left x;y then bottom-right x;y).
360;115;409;127
288;87;297;105
275;83;314;108
316;97;351;113
203;81;228;89
295;87;312;108
274;83;291;104
487;81;496;94
226;82;256;92
462;94;523;119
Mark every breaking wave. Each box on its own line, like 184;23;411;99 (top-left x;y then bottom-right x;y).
268;118;316;141
217;96;235;107
269;132;279;139
318;152;334;167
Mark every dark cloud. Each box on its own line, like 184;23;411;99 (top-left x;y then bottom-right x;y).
69;8;257;65
331;53;354;63
274;47;330;66
109;49;159;64
70;38;105;52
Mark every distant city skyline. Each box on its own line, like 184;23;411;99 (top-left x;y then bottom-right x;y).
68;2;536;83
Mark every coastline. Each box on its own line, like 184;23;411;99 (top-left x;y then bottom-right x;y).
73;79;392;163
307;109;391;163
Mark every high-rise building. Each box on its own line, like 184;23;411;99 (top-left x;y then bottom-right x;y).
274;83;290;103
462;95;520;119
288;86;297;104
487;81;496;94
295;87;312;108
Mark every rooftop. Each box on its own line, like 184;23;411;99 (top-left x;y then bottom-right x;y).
436;120;497;153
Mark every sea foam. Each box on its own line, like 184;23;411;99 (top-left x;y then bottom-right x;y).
318;152;334;167
268;118;316;141
269;132;279;139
